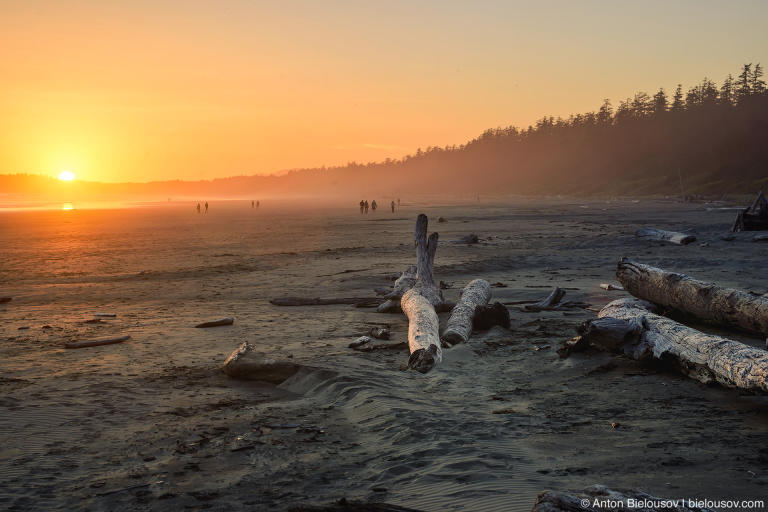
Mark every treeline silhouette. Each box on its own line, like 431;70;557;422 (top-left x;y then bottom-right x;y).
3;63;767;200
301;62;768;197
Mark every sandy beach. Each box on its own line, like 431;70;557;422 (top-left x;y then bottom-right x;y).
2;198;767;511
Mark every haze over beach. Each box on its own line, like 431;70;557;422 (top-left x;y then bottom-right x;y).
2;2;768;512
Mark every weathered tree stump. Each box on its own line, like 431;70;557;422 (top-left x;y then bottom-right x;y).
617;258;768;335
473;302;511;330
441;279;491;345
733;190;768;232
635;228;696;245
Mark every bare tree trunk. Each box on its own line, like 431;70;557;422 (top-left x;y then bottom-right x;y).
634;228;696;245
441;279;491;345
617;258;768;335
593;298;768;393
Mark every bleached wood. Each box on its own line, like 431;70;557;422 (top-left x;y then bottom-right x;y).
617;258;768;335
65;335;130;349
402;288;442;372
635;228;696;245
441;279;491;345
400;214;446;373
384;265;417;299
598;298;768;393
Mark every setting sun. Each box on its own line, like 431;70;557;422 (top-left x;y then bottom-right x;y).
58;170;75;181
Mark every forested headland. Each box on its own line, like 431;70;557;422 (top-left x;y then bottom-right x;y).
3;63;767;200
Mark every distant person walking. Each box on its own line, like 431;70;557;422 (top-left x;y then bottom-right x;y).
196;203;201;214
397;198;401;207
391;200;395;213
251;200;254;208
364;200;369;214
256;200;260;208
359;199;364;214
205;201;209;213
371;200;377;211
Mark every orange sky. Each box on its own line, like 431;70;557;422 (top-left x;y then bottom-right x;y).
1;0;767;183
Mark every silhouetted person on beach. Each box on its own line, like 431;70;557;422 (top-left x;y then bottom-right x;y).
196;203;201;214
391;200;395;213
251;200;254;208
371;200;377;211
256;200;259;208
397;198;401;206
364;200;369;213
359;200;364;214
205;202;209;213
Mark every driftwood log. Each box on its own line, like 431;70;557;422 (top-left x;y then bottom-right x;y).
584;298;768;393
441;279;491;345
65;335;131;349
617;258;768;335
221;342;301;384
401;214;453;373
290;499;424;512
635;228;696;245
272;297;381;308
195;317;234;328
525;287;566;311
533;485;713;512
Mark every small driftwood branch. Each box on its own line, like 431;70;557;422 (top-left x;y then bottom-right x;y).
65;335;131;349
525;287;566;311
634;228;696;245
272;297;381;308
617;258;768;335
289;499;425;512
195;317;234;328
580;298;768;393
441;279;491;345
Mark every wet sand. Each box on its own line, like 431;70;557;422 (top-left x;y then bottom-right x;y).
1;199;767;511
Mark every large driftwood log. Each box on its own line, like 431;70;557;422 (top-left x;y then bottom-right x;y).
533;485;713;512
617;258;768;335
400;214;452;373
441;279;491;345
592;298;768;393
635;228;696;245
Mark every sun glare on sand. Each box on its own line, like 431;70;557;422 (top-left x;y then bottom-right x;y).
58;170;75;181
